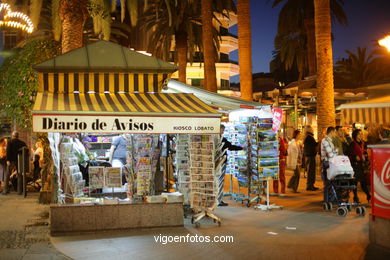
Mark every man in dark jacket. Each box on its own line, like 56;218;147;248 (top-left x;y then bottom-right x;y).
219;125;243;206
3;131;27;195
304;126;319;191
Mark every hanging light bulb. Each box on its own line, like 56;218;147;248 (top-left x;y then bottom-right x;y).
0;3;34;33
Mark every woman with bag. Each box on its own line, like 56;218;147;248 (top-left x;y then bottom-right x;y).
349;129;371;203
287;130;303;193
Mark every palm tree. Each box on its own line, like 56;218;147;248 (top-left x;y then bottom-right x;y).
314;0;335;139
237;0;253;101
274;32;307;82
142;0;204;84
143;0;235;85
335;47;384;88
273;0;347;76
27;0;139;53
58;0;89;53
201;0;217;92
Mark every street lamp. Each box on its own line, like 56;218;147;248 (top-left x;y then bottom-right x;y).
378;35;390;52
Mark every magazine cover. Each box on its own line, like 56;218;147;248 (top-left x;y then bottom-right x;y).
104;167;122;188
89;166;105;189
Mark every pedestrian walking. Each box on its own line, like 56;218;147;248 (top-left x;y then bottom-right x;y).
272;134;287;196
287;130;303;193
304;126;319;191
3;131;27;195
320;127;338;202
349;129;371;203
333;126;348;155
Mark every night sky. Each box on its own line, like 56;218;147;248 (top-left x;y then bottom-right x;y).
229;0;390;82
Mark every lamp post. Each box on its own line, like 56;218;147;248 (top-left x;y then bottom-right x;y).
378;35;390;52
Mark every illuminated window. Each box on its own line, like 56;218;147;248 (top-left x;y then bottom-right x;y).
3;32;17;50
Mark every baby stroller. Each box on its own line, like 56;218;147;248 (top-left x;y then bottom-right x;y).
322;156;366;217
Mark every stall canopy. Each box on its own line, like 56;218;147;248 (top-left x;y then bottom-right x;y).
32;41;221;134
339;95;390;125
164;79;265;110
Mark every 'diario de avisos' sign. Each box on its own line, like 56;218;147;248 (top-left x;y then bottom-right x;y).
32;115;220;134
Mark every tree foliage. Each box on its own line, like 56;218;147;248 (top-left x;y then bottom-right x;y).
335;46;390;88
271;0;347;83
0;39;61;128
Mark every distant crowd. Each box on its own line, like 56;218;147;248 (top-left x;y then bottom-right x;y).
273;124;390;203
0;131;43;195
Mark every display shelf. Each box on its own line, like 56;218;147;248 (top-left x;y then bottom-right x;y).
174;134;191;204
189;134;221;227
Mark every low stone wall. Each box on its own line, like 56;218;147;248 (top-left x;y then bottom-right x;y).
50;202;183;236
369;215;390;250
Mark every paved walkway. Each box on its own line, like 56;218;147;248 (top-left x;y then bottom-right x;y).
1;173;388;260
0;193;70;260
50;173;387;260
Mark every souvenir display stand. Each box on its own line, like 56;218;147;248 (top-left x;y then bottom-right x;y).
222;122;247;199
223;108;283;210
189;134;223;227
253;118;282;211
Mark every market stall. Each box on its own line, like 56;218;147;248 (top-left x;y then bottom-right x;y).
339;95;390;125
31;41;222;234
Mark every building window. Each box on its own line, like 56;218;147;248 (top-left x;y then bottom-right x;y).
3;32;18;50
220;79;230;89
219;26;229;36
191;78;204;87
219;53;230;63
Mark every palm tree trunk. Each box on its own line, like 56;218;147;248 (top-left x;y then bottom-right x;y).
314;0;335;140
175;28;188;84
59;0;88;54
237;0;253;101
201;0;217;92
305;16;317;76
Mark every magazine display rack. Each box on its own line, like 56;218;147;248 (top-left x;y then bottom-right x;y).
60;142;85;201
189;134;222;227
131;135;160;196
223;123;247;199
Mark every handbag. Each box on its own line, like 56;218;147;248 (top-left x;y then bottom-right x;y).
323;160;329;169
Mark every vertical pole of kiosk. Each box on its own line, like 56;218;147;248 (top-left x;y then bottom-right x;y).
112;187;114;198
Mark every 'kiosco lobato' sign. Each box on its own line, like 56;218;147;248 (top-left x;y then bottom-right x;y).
32;115;220;134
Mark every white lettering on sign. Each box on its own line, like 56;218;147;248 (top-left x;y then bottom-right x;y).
33;115;220;134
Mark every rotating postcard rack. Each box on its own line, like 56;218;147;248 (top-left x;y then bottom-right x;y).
222;122;247;200
189;134;223;227
254;118;283;211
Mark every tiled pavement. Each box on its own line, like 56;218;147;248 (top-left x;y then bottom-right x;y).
0;193;70;260
1;172;389;260
50;172;388;260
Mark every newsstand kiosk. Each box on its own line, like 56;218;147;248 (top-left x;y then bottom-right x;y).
31;41;221;235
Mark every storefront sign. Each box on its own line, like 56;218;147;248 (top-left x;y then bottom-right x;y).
33;115;220;134
272;107;283;133
371;146;390;219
